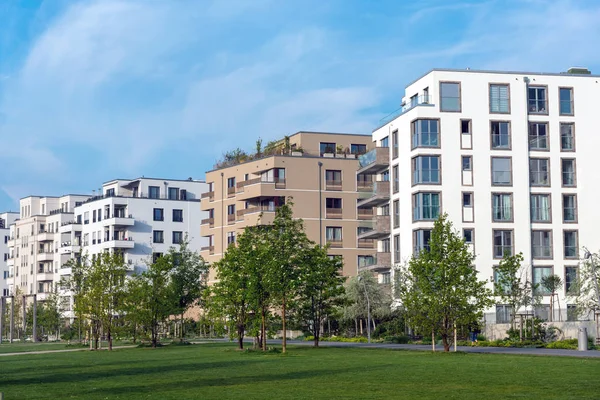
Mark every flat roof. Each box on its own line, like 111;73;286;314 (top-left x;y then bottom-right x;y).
19;194;91;201
289;130;370;137
102;177;206;184
406;67;599;88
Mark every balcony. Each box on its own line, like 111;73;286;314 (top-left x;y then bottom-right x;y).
236;177;261;193
227;186;236;197
59;221;82;233
201;218;214;227
60;240;81;254
201;191;215;202
357;208;374;220
103;216;135;227
358;252;391;273
325;180;342;191
37;231;56;242
375;95;434;131
239;206;277;226
201;246;215;255
357;181;390;208
357;147;389;175
37;271;54;281
327;239;343;248
357;215;390;240
235;178;286;201
326;208;343;219
102;238;135;249
36;292;51;301
357;181;374;192
358;239;375;249
37;251;54;262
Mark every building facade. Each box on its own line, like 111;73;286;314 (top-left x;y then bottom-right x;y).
201;131;376;281
4;177;208;319
371;68;599;331
1;212;19;297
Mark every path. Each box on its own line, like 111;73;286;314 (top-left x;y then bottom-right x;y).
0;345;136;357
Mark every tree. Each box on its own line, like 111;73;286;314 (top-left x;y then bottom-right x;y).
396;214;493;352
168;237;209;340
541;274;563;322
494;252;540;329
296;245;346;347
344;272;391;335
569;249;600;339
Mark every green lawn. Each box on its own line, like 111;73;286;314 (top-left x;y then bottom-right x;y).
1;343;599;399
0;341;132;354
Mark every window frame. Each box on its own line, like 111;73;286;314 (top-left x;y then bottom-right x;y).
411;118;441;149
561;158;577;187
412;155;441;186
530;193;552;223
460;119;472;150
565;266;579;295
491;156;513;186
532;266;554;296
393;234;400;264
491;192;514;222
439;81;462;112
172;231;183;245
492;229;514;259
393;200;400;229
490;120;512;150
562;194;578;223
529;158;551;187
412;192;442;222
489;83;511;114
392;130;399;159
563;230;579;259
413;229;432;256
393;165;399;194
148;186;160;199
527;85;549;115
559;86;574;116
172;209;183;223
531;229;553;259
153;208;164;222
560;122;576;152
528;122;550;151
152;230;164;244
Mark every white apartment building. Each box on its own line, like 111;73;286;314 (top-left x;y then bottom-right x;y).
367;67;599;336
1;212;19;297
5;177;208;319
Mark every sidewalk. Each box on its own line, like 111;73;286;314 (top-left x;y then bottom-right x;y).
0;345;136;357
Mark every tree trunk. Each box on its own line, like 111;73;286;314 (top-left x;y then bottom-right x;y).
261;307;267;351
282;296;287;353
181;312;184;341
442;334;450;352
237;323;244;350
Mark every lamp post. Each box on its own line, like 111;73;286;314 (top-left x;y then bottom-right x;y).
318;161;323;247
358;276;371;343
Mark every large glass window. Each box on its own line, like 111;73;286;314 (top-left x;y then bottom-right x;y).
393;165;399;193
380;136;389;148
529;122;549;150
563;194;577;222
564;231;578;259
462;156;472;171
413;193;440;221
326;227;342;241
413;229;432;255
491;121;510;149
440;82;461;112
350;144;367;155
491;157;512;186
532;230;552;259
493;230;513;258
153;208;164;221
533;266;552;295
172;231;183;244
559;87;574;115
325;170;342;185
530;158;550;186
153;230;164;243
173;209;183;222
565;266;578;295
528;86;547;114
412;119;439;148
530;194;551;222
393;200;400;228
412;156;440;185
489;84;510;113
560;123;575;151
492;193;512;221
149;186;160;199
394;234;400;263
562;159;576;186
496;305;512;324
320;142;336;155
392;131;398;159
168;187;179;200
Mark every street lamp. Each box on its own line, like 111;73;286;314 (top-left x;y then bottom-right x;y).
358;276;371;343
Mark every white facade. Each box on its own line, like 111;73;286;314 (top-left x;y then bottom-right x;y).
1;212;19;297
5;177;208;319
372;68;600;329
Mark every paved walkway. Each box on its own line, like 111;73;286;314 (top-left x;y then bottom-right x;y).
0;345;136;357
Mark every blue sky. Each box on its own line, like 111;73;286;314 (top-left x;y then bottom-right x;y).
1;0;600;211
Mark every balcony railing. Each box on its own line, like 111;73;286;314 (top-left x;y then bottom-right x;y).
201;246;215;255
358;239;375;249
201;191;215;201
357;181;374;192
227;214;236;223
357;181;390;208
236;177;261;192
325;180;342;191
237;205;278;217
326;208;343;219
227;187;236;197
358;209;374;220
375;95;433;130
327;239;343;248
357;147;389;175
201;218;214;226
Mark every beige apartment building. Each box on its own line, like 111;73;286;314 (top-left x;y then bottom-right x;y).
200;131;378;280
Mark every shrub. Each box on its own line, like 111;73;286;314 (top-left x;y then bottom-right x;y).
545;339;577;350
384;335;410;344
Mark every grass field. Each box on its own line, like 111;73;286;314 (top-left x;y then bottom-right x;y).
0;341;132;354
1;342;599;399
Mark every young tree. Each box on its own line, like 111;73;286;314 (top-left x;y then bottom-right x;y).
569;249;600;338
344;272;391;335
296;245;345;347
494;252;540;329
541;274;563;322
397;214;493;352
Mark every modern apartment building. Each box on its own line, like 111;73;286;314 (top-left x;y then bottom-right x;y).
1;212;19;297
200;131;376;281
371;67;599;329
5;177;208;318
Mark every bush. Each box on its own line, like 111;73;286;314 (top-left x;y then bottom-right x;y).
545;339;577;350
384;335;410;344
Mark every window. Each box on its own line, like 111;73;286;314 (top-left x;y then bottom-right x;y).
534;305;550;321
533;266;552;295
412;119;439;148
561;159;576;186
491;157;512;186
153;208;164;221
559;87;574;115
172;231;183;244
529;122;549;150
530;194;551;222
173;209;183;222
350;144;367;155
393;200;399;228
227;177;236;188
180;189;187;200
153;230;164;243
496;305;512;324
358;255;375;267
227;232;235;246
564;230;578;259
92;210;97;223
528;86;547;114
440;82;460;112
149;186;160;199
492;193;512;222
325;227;342;241
563;194;577;222
393;165;399;193
491;121;510;149
565;266;578;295
380;204;390;216
326;170;342;186
381;272;391;284
381;238;390;253
392;131;398;159
462;156;472;171
462;192;473;207
394;234;400;263
529;158;550;186
494;269;511;294
320;142;336;155
326;198;342;209
412;156;440;185
168;187;179;200
489;84;510;113
493;230;513;258
227;204;235;215
381;170;389;181
413;193;440;221
413;229;431;255
380;136;389;148
152;253;163;263
98;209;102;221
461;119;471;135
567;305;578;322
532;230;552;259
106;188;115;197
84;211;89;225
463;229;474;244
560;123;575;151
